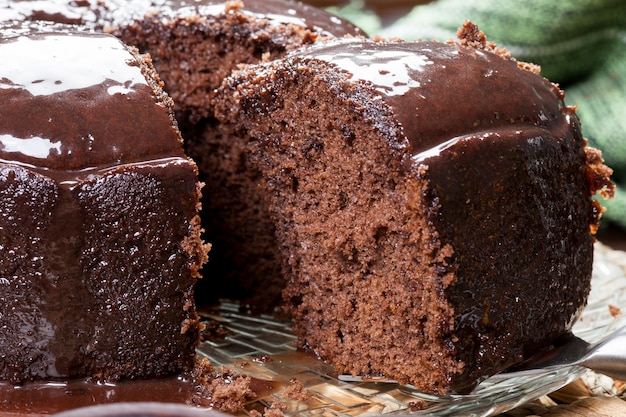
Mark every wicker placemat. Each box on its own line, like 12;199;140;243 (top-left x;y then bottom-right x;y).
501;382;626;416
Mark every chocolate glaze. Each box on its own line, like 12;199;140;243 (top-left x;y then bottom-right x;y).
108;0;361;38
295;38;561;156
423;117;593;391
0;373;281;416
0;1;96;24
0;26;184;169
0;0;362;38
0;378;195;416
0;23;202;384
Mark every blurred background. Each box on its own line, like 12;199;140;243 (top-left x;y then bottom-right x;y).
303;0;626;248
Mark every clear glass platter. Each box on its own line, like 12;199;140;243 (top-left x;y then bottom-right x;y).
197;243;626;417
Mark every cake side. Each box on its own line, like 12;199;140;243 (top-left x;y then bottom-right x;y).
0;23;206;384
418;120;596;391
215;33;613;394
416;25;614;390
75;162;202;381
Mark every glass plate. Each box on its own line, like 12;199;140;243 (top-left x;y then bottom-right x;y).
197;243;626;417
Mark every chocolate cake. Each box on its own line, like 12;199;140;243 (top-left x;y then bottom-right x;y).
0;0;363;311
1;0;615;399
214;24;615;394
0;22;207;384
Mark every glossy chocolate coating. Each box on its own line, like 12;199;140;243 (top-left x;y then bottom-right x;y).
295;38;561;156
0;0;362;38
0;378;195;415
0;23;201;384
109;0;361;37
0;26;185;170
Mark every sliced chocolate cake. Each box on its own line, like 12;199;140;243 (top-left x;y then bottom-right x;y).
213;24;614;394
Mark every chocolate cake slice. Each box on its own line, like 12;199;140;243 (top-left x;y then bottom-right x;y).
214;25;614;394
0;22;207;384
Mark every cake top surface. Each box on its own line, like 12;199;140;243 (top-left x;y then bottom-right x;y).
0;0;362;37
0;22;186;172
291;36;566;156
0;0;94;24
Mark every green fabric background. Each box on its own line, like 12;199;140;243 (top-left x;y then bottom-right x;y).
333;0;626;229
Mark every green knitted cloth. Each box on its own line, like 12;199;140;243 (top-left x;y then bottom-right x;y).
332;0;626;229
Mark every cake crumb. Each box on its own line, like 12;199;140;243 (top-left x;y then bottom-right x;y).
200;317;232;341
190;357;256;413
586;147;615;199
609;304;622;318
456;21;542;74
408;400;427;411
253;355;273;364
280;378;311;401
263;400;287;417
456;20;506;57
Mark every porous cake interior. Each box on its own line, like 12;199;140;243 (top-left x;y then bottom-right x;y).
114;8;325;310
219;65;464;393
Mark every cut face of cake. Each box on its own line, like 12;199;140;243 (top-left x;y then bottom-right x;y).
0;22;207;384
214;26;614;394
104;0;365;311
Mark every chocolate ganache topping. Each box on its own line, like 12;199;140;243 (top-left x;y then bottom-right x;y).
0;24;186;171
0;0;362;38
293;38;566;157
0;1;96;24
